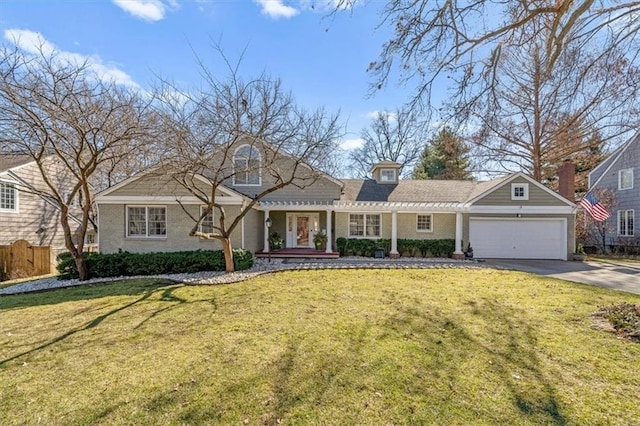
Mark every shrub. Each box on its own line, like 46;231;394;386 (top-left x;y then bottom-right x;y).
335;238;455;258
594;303;640;342
336;237;349;256
56;249;254;280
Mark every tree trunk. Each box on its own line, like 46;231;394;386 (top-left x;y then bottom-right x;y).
74;253;90;281
222;237;235;273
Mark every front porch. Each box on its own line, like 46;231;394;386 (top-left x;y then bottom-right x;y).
255;248;339;259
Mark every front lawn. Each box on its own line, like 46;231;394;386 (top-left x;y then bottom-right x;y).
1;269;639;425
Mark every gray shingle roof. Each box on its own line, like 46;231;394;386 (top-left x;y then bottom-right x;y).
0;154;33;174
340;179;482;203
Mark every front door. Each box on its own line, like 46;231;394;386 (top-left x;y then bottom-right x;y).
286;213;319;248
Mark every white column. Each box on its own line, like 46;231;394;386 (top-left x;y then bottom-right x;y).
241;202;246;249
454;211;463;254
325;209;333;253
391;211;398;255
263;210;270;253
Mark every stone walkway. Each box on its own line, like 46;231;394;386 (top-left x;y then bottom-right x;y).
0;257;484;296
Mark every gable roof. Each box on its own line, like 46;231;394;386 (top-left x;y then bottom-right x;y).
0;154;34;174
464;172;576;207
95;166;248;201
588;130;640;189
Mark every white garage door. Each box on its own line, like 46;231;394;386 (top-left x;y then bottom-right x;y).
469;218;566;260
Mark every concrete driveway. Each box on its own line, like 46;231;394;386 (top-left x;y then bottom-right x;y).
483;259;640;295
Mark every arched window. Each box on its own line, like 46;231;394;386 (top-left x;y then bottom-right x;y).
233;145;261;185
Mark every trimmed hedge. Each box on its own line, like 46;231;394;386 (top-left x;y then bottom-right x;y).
336;237;455;258
56;249;254;280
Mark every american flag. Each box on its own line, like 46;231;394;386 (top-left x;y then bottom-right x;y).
579;193;611;222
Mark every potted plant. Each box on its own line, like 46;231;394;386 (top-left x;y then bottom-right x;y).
573;243;586;261
465;242;474;259
268;232;284;250
313;231;328;251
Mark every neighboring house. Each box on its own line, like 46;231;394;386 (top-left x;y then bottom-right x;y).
96;143;577;260
587;132;639;250
0;154;92;260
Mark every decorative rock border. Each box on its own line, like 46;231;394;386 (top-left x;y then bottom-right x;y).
0;257;483;296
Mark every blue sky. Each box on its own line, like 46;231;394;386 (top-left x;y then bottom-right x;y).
0;0;429;152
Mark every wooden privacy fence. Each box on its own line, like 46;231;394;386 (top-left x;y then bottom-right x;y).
0;240;51;281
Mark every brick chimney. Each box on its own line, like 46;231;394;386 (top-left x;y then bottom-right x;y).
558;159;575;201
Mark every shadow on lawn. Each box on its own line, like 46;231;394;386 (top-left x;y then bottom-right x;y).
0;279;177;310
0;283;190;368
385;298;568;425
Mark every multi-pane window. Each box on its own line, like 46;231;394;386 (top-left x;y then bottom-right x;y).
0;182;17;212
417;214;433;232
349;213;381;237
127;206;166;238
380;169;396;182
618;210;634;236
199;206;214;234
349;214;364;236
233;145;261;185
619;168;633;190
511;183;529;200
148;207;166;236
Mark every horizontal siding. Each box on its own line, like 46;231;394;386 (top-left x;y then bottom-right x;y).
1;160;78;250
592;147;639;212
589;144;639;244
98;203;244;254
334;212;456;240
397;213;455;240
225;145;342;202
243;209;264;252
473;177;566;206
259;176;342;203
107;174;214;198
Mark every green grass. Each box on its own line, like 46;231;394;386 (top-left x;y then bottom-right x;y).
1;270;639;425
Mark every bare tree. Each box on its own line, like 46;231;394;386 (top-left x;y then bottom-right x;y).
348;108;424;177
336;1;640;116
155;52;342;272
469;22;640;181
0;43;153;280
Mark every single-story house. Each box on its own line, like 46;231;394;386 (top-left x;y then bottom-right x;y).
95;142;577;260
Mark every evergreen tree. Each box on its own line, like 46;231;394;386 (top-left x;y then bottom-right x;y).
413;127;472;180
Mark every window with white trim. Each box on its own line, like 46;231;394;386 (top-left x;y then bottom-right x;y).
127;206;166;238
619;168;633;190
618;210;634;236
380;169;396;183
349;213;381;237
511;183;529;200
233;145;261;186
0;182;17;212
199;206;214;234
416;214;433;232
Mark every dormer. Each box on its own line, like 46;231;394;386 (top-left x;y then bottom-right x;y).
371;161;401;184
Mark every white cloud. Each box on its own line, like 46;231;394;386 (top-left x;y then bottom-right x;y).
363;110;397;122
4;29;140;89
255;0;299;19
340;138;364;150
112;0;169;22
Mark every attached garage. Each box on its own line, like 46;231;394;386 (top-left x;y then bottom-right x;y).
469;217;567;260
